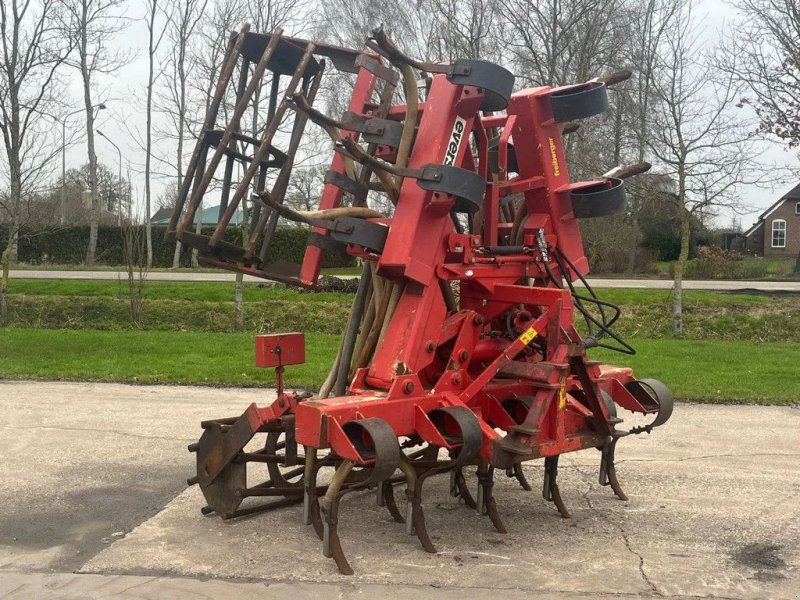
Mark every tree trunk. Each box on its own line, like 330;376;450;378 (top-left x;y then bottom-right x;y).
81;1;99;265
172;240;182;268
672;205;690;338
144;0;157;269
0;236;12;324
794;250;800;276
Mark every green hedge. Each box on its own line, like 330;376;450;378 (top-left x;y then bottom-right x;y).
0;225;354;269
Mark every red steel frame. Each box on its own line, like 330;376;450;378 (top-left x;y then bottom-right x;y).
269;73;655;467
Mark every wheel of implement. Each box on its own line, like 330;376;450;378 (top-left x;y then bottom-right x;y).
265;430;304;488
628;378;674;428
571;177;627;218
341;418;401;482
428;405;483;467
447;59;515;111
549;81;609;122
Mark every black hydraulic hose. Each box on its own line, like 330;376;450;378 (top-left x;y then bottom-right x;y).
553;247;635;355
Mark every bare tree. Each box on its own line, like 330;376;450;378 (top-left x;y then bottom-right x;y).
62;0;128;264
721;0;800;272
185;0;243;267
648;1;769;337
723;0;800;148
144;0;170;267
499;0;618;87
0;0;73;321
429;0;504;61
620;0;684;273
157;0;208;267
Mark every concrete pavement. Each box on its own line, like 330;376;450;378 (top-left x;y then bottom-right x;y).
1;380;798;599
9;268;800;291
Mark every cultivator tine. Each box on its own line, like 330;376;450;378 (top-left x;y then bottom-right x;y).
477;463;507;533
380;480;405;523
319;460;355;575
397;453;437;550
543;456;571;518
507;463;532;491
599;437;628;501
454;467;478;509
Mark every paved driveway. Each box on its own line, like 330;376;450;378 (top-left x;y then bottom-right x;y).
1;380;798;598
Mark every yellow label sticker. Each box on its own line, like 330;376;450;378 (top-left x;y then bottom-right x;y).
548;137;561;176
558;380;567;409
519;327;538;345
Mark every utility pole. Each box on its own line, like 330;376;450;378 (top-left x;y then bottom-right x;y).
96;129;122;225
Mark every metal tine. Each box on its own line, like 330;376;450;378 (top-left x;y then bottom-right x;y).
167;25;249;238
209;42;318;248
248;63;326;260
543;455;571;518
178;29;286;238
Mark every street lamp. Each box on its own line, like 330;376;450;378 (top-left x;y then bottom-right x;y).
96;129;122;226
60;103;106;225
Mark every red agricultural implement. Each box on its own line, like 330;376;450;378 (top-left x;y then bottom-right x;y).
173;26;673;575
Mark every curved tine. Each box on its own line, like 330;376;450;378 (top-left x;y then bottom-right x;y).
291;92;342;131
606;438;628;501
328;520;353;576
607;463;628;502
382;481;405;523
545;456;571;519
307;454;328;539
477;464;507;533
411;474;437;554
367;26;444;73
484;467;507;533
513;463;533;491
320;460;355;575
339;138;410;179
255;191;313;226
310;496;324;539
550;482;572;519
455;468;478;509
485;497;507;533
399;455;437;553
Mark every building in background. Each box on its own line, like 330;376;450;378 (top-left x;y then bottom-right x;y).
744;183;800;257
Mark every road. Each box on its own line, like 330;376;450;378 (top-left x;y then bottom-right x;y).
9;268;800;291
1;380;798;599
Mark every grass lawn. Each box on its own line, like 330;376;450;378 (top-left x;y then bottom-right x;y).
5;278;351;303
4;277;777;306
1;328;797;404
0;328;338;388
653;257;799;280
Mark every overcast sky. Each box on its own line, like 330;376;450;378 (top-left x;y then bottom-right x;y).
61;0;798;229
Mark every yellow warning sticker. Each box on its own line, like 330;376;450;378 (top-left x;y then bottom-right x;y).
519;327;538;345
558;380;567;409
